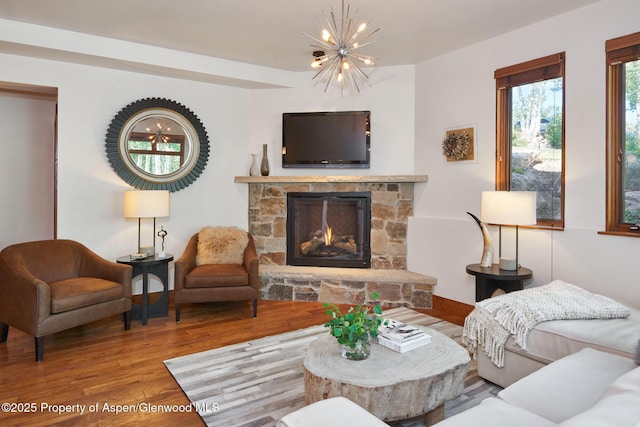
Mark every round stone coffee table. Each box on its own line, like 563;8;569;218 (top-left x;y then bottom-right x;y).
303;327;470;425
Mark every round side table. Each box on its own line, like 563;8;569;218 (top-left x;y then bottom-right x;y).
117;254;173;324
466;263;533;302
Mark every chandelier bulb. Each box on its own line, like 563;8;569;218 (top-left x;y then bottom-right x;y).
358;22;367;33
337;72;343;82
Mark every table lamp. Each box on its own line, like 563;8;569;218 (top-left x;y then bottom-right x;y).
124;190;170;258
481;191;536;270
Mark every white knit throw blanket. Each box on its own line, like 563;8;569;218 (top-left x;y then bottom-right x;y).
462;280;630;367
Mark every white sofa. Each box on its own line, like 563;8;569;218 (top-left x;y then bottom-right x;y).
435;347;640;426
477;304;640;388
279;347;640;427
278;301;640;426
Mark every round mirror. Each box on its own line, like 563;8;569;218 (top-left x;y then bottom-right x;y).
106;98;209;192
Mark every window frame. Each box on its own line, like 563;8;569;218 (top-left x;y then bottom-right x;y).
604;31;640;237
495;52;566;229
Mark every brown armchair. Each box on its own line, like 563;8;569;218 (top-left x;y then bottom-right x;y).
174;227;259;322
0;240;132;361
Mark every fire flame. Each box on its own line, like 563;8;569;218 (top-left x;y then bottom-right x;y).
324;225;333;246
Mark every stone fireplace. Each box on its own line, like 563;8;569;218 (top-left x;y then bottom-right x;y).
286;191;371;268
235;175;436;308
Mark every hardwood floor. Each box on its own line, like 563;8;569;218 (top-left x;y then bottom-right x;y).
0;297;469;426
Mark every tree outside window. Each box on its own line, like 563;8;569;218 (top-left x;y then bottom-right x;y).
623;61;640;224
605;32;640;235
495;53;565;228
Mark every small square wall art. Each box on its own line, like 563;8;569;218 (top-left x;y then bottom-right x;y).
442;124;477;163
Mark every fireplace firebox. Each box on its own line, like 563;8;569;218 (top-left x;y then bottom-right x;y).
286;192;371;268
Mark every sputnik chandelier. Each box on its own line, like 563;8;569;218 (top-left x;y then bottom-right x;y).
304;0;381;94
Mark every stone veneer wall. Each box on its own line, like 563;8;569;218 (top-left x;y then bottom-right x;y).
248;181;416;269
237;175;433;308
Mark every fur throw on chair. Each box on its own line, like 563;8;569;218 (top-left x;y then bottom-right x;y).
196;226;249;265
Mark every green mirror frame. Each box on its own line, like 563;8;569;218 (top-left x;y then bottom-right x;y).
106;98;210;192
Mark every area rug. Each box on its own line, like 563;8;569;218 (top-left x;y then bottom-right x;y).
164;307;501;427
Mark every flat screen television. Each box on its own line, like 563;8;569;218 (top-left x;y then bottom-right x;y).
282;111;370;168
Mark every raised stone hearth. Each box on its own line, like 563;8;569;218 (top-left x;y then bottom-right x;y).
260;265;436;308
235;175;435;308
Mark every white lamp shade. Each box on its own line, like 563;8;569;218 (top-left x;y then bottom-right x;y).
481;191;536;225
124;190;170;218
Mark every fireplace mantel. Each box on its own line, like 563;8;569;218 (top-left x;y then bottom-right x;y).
234;175;428;184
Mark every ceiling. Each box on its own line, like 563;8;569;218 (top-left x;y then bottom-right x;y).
0;0;599;73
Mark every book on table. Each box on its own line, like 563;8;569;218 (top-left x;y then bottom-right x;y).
376;318;431;353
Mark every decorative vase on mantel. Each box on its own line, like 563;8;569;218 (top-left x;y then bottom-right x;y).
260;143;270;176
249;153;259;176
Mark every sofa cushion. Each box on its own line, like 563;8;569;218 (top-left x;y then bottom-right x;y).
507;304;640;362
184;264;249;288
433;397;556;427
498;348;637;423
559;367;640;427
49;277;125;313
196;226;248;265
277;397;389;427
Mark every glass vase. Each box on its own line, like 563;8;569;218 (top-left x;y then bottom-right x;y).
260;143;270;176
341;334;371;360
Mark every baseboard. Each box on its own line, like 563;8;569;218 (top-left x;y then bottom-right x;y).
164;291;474;321
432;295;474;318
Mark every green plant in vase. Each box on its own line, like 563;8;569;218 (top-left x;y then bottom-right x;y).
324;292;383;360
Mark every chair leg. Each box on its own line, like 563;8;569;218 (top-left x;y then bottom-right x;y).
35;336;44;362
123;311;131;330
1;323;8;343
252;299;258;317
175;303;181;323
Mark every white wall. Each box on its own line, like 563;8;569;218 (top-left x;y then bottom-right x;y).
0;53;253;292
0;92;56;248
410;0;640;308
4;0;637;309
249;65;416;176
0;51;416;293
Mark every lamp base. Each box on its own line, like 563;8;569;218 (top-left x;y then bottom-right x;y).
499;257;517;271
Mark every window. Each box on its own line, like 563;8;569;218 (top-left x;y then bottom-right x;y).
128;132;185;176
605;32;640;236
495;53;565;228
